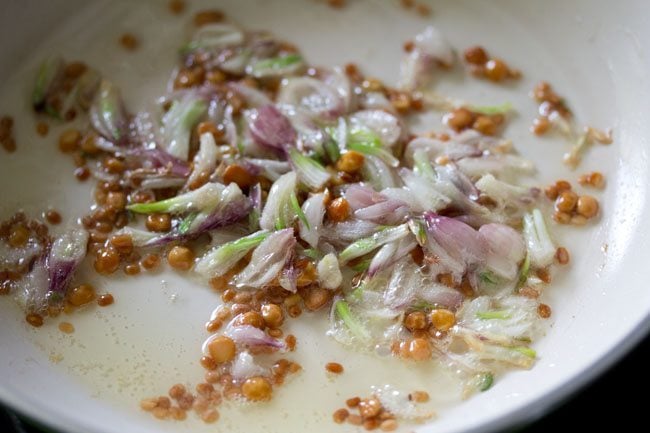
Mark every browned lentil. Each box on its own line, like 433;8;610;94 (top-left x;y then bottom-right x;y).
555;190;578;213
287;304;302;318
140;398;158;411
222;164;255;189
325;362;344;374
531;116;551;135
472;115;498;136
380;419;398;432
58;129;81;153
415;3;431;16
242;376;272;401
464;45;488;65
200;408;219;423
97;293;114;307
103;157;126;174
443;108;474;132
58;322;75;334
538;303;552;318
74;167;90;181
167;246;194;271
124;263;141;276
1;137;16;153
333;408;350;423
168;0;185;14
285;334;297;351
8;224;30;248
141;253;161;271
578;171;605;189
68;284;96;306
105;191;126;211
236;311;265;329
348;414;363;426
207;336;236;363
327;197;350;222
261;303;284;328
200;355;218;371
407;338;432;361
553;211;571;225
519;286;540;299
119;33;139;51
544;184;559;200
64;61;87;79
94;247;121;275
36;121;49;137
26;313;44;327
576;195;599;218
303;287;331;311
206;69;227;85
556;247;570;265
536;268;551;284
110;233;134;255
327;0;346;8
389;91;411;114
44;209;62;225
194;10;225;26
170;407;187;421
404;311;427;331
358;398;382;419
146;213;172;232
336;151;365;174
346;397;361;408
409;390;430;403
221;288;236;303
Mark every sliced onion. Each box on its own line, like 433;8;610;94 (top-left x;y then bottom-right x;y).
367;237;416;277
183;23;245;55
279;250;297;293
323;219;380;246
125;147;191;178
362;155;400;190
478;223;526;280
413;25;455;67
437;163;480;200
424;213;487;265
349;110;402;148
277;105;326;150
249;104;297;156
354;200;409;226
322;67;354;113
234;228;295;288
186;132;219;190
299;192;326;248
383;258;463;310
244;158;292;181
139;176;187;190
221;322;287;351
89;80;129;143
47;227;88;296
231;351;269;380
399;26;455;91
400;169;450;212
259;171;297;230
359;91;395;113
228;82;272;108
456;154;536;179
317;253;342;290
277;77;343;120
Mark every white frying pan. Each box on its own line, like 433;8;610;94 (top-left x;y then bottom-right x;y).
1;1;649;432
